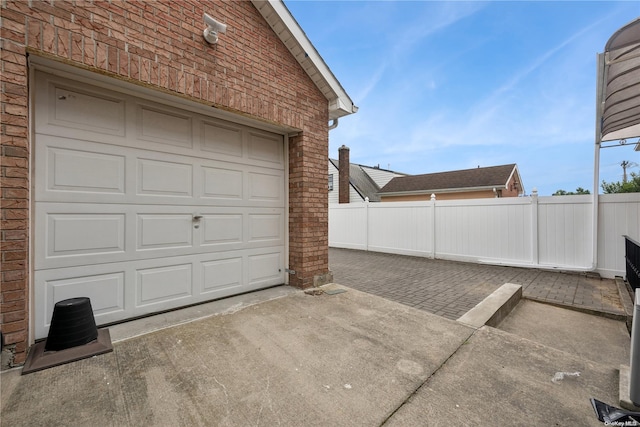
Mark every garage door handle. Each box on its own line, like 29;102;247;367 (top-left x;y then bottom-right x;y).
193;215;203;221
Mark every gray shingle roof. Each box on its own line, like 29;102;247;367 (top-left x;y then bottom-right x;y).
379;164;518;194
330;159;394;202
349;163;382;202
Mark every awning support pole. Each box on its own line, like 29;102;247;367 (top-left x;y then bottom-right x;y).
592;52;606;271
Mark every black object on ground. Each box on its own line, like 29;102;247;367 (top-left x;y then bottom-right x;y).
22;297;113;375
591;398;640;424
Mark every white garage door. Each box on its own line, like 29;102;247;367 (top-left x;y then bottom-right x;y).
33;71;286;339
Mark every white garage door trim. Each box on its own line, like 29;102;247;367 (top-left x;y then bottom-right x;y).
32;68;288;339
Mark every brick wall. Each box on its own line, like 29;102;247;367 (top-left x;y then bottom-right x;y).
289;132;331;288
0;0;330;368
502;175;522;197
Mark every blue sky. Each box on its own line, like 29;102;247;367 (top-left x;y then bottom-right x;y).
285;1;640;196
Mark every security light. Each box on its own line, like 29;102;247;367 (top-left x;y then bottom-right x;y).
203;13;227;44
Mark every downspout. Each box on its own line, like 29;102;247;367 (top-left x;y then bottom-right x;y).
328;118;339;130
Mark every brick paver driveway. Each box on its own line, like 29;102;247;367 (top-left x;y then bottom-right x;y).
329;248;624;320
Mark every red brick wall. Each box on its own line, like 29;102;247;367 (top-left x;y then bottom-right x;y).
288;132;331;288
0;0;330;367
502;175;522;197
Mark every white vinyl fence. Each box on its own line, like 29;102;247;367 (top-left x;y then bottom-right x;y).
329;193;640;279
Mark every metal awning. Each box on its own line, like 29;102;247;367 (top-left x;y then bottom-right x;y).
591;17;640;270
597;17;640;142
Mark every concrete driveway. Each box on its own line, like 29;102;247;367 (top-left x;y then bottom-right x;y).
1;282;629;426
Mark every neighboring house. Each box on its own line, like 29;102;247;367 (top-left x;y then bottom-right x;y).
0;0;357;367
379;164;525;201
328;145;406;203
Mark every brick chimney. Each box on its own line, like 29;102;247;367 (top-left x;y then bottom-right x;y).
338;145;350;204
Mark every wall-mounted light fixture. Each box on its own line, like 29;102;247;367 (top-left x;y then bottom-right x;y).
203;13;227;44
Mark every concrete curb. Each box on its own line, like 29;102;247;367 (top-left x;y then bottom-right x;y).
524;296;628;321
456;283;522;329
619;365;640;411
615;276;635;333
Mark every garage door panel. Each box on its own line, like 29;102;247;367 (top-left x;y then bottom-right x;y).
137;104;193;149
51;86;125;136
37;136;284;208
47;213;126;257
39;271;126;329
35;203;133;269
35;75;128;147
201;166;243;200
249;213;283;243
137;158;193;197
36;135;131;203
137;214;193;250
36;204;285;270
136;263;193;308
201;120;244;158
201;214;243;245
201;257;243;295
248;171;284;202
248;130;284;166
248;252;283;286
39;77;126;137
34;247;286;338
46;147;126;194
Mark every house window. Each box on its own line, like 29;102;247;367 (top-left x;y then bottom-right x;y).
328;174;334;191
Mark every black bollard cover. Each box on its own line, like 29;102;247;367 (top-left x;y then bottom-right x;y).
44;297;98;352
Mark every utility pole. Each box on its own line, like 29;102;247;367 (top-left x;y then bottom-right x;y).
622;160;630;183
621;160;639;183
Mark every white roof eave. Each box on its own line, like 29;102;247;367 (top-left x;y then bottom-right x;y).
251;0;358;120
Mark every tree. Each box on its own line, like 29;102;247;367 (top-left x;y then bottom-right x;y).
601;172;640;193
552;187;591;196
